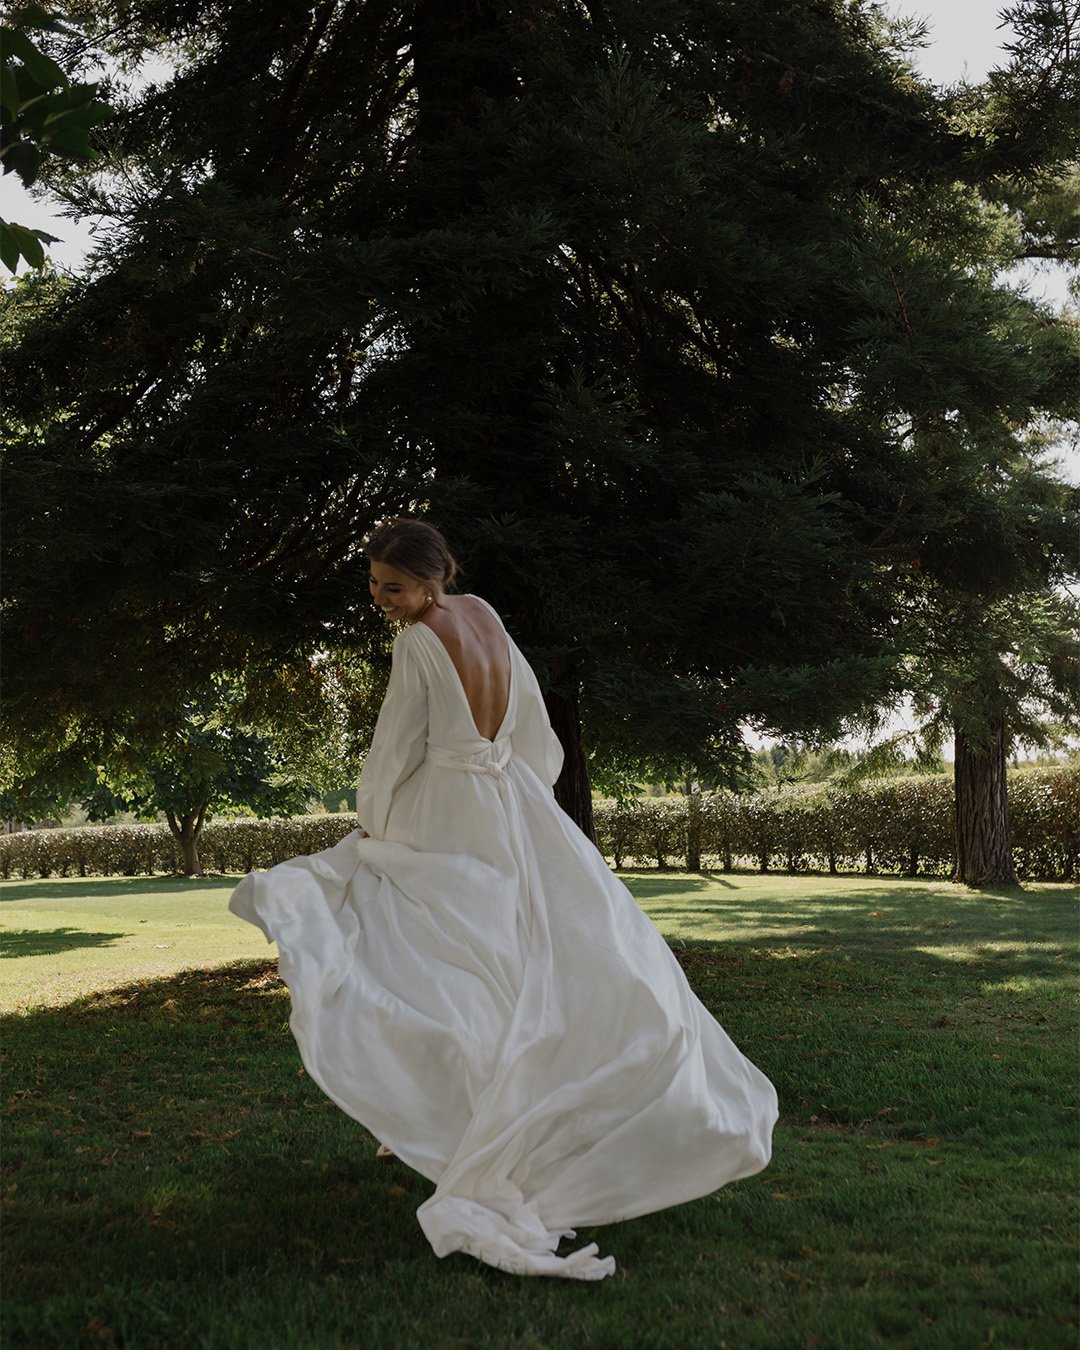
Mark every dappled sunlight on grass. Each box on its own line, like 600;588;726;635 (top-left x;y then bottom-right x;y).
2;875;1078;1348
0;877;266;1011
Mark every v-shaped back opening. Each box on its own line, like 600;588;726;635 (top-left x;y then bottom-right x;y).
415;599;513;743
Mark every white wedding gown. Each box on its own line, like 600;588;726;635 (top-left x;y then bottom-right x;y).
228;598;778;1280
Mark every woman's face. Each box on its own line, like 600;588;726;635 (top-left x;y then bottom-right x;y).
368;559;433;623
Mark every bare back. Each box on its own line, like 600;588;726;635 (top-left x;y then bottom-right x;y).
418;595;511;741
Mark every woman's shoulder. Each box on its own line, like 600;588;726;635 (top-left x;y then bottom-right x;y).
446;593;503;625
459;596;502;621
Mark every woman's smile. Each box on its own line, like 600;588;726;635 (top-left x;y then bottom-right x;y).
369;559;434;623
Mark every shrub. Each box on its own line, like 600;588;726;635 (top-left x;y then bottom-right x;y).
0;815;357;881
1;767;1075;882
1009;768;1079;881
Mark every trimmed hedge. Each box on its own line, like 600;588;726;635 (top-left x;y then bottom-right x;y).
0;768;1075;882
594;768;1077;880
0;815;356;881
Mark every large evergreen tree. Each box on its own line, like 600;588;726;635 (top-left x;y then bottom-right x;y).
3;0;1076;838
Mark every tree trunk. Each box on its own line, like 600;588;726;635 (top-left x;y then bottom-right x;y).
545;687;596;844
166;804;208;878
685;779;702;871
954;719;1018;886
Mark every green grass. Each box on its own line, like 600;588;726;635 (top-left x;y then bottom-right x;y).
0;875;268;1011
2;873;1077;1348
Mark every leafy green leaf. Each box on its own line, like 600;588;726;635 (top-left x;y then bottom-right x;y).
6;221;45;267
1;139;41;187
0;62;21;117
42;124;94;159
1;28;67;90
0;220;22;273
6;4;70;35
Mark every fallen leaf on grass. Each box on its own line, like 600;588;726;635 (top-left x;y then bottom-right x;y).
913;1137;940;1147
770;1191;791;1199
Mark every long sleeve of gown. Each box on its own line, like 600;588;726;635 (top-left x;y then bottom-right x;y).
356;631;429;839
508;638;564;789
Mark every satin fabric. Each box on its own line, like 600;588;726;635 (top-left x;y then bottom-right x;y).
228;598;778;1279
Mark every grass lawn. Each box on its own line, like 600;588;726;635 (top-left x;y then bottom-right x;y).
0;875;269;1012
2;872;1077;1348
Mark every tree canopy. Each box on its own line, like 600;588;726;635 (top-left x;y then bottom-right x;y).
3;0;1077;831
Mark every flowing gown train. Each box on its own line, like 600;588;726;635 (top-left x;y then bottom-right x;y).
228;598;778;1280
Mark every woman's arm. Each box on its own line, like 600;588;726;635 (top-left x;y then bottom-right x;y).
356;630;429;838
507;638;564;789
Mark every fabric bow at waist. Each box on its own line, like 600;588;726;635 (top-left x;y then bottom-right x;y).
426;739;513;780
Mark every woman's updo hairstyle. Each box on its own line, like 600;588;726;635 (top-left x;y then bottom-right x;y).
364;517;458;600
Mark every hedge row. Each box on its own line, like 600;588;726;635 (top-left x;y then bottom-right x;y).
0;815;357;881
0;768;1075;882
594;768;1077;880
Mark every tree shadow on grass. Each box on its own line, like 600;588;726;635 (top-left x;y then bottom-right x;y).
2;940;1076;1324
625;873;741;894
0;927;126;959
632;878;1077;964
0;876;240;903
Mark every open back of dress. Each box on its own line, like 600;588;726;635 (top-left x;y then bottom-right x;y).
229;597;778;1280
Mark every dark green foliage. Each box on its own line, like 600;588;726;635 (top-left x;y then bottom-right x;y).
590;766;1077;878
0;4;112;270
81;689;309;813
2;0;1076;801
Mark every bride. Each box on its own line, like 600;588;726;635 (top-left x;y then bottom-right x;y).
229;517;778;1280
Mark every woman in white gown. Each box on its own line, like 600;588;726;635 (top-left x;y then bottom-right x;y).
229;518;778;1281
